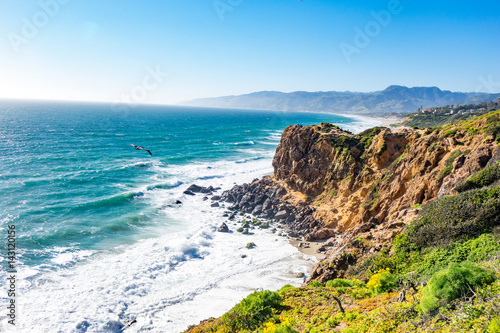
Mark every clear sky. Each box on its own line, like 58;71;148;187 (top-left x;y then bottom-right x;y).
0;0;499;105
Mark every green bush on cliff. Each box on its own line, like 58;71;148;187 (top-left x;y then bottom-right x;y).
326;278;353;288
353;229;500;282
419;262;496;313
455;164;500;193
366;268;398;296
409;233;500;279
407;186;500;248
490;317;500;333
221;290;283;331
308;280;322;288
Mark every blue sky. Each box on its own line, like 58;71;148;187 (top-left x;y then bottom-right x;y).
0;0;499;104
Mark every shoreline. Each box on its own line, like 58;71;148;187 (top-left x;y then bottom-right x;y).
334;113;401;129
289;239;326;261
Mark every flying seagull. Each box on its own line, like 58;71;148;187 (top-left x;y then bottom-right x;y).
131;144;152;156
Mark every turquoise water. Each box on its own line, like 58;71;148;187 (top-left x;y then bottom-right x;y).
0;101;375;332
0;102;355;264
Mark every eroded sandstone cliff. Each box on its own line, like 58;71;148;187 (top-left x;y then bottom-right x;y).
220;112;500;282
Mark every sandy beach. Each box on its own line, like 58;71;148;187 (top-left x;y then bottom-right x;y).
289;238;327;261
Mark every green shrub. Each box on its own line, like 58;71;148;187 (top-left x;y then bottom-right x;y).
366;269;398;295
326;279;353;288
259;222;270;229
402;233;500;279
489;317;500;333
326;278;365;289
445;150;462;166
419;262;496;313
273;323;299;333
221;290;283;331
407;187;500;248
278;284;295;295
455;164;500;192
438;165;453;181
308;280;322;288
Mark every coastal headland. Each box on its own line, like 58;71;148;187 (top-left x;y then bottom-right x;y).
185;110;500;332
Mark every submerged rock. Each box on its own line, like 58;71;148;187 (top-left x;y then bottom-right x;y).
217;222;229;233
186;184;203;193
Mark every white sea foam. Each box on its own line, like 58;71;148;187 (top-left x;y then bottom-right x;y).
6;156;315;333
3;115;379;333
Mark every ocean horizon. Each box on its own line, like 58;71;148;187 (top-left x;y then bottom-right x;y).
0;101;381;332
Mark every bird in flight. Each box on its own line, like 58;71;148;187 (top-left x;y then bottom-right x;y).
131;144;152;156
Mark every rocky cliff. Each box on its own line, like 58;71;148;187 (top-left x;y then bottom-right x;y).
220;111;500;283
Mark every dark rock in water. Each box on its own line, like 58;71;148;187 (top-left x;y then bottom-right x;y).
200;186;215;194
222;212;229;217
211;195;221;201
187;184;203;193
211;202;220;207
183;190;195;196
240;193;254;206
218;222;229;232
203;196;208;201
241;254;247;258
275;210;290;220
296;272;305;278
252;205;263;216
224;193;235;203
175;200;182;204
218;175;323;239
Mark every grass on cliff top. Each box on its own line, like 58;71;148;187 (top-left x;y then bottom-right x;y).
185;260;500;333
349;185;500;282
185;165;500;333
440;110;500;141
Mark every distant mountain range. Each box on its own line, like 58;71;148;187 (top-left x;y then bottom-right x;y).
181;85;500;115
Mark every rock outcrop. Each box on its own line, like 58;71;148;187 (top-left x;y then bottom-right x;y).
219;116;500;283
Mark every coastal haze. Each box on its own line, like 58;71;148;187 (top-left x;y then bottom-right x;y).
182;85;500;115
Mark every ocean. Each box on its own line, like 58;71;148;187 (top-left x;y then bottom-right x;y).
0;101;380;332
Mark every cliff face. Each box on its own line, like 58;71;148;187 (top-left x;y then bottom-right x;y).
218;112;500;282
272;121;499;238
271;113;500;282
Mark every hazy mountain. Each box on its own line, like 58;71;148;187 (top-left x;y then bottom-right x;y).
181;86;500;114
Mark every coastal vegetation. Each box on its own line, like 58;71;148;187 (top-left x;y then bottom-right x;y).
186;109;500;333
186;166;500;331
401;101;500;128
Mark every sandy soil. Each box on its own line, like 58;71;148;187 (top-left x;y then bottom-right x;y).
289;239;327;261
